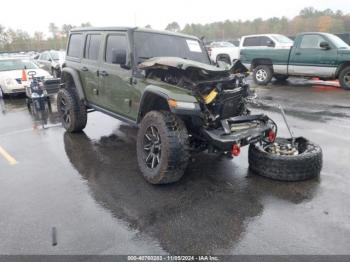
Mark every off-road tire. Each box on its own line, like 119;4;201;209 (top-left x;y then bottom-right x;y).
137;111;190;184
339;66;350;90
248;137;322;181
274;74;289;82
57;88;87;133
253;65;273;85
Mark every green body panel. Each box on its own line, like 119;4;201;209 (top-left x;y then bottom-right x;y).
79;59;100;104
240;32;350;78
241;48;290;66
141;79;197;102
338;49;350;64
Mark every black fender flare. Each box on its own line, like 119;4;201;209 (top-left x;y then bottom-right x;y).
61;67;85;101
137;88;170;124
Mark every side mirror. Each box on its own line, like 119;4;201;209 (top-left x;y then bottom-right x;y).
48;58;52;62
267;40;275;47
112;49;127;65
320;41;331;50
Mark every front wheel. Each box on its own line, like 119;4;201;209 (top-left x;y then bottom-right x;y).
57;88;87;132
339;66;350;90
253;65;273;85
136;111;190;184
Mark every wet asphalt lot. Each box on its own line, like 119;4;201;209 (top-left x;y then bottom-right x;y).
0;78;350;255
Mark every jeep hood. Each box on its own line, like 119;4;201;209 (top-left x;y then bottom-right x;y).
139;57;231;73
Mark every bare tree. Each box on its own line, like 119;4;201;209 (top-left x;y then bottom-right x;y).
48;22;59;38
165;22;181;32
62;24;74;37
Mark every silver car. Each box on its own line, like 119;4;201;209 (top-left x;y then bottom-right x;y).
36;50;65;78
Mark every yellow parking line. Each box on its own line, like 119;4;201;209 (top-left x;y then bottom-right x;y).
0;146;18;165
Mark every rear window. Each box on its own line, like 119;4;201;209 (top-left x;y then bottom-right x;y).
243;36;273;47
67;34;83;58
84;34;102;60
243;37;260;47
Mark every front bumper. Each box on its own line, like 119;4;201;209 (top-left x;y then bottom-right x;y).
201;114;276;151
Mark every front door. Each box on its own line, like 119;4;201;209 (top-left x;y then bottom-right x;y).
289;34;337;77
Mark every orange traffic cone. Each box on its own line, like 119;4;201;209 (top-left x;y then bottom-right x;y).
21;69;27;81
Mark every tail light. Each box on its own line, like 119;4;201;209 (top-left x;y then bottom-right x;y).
267;130;276;142
231;143;241;156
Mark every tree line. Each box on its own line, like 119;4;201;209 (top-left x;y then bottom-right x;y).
0;22;91;52
173;7;350;41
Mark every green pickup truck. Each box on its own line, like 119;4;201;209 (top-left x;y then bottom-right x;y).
240;32;350;90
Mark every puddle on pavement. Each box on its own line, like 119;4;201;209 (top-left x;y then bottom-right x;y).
63;127;320;254
0;96;60;129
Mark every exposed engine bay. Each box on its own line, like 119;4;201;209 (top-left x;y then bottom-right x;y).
139;58;252;128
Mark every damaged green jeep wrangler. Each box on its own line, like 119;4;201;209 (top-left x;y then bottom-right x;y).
58;27;322;184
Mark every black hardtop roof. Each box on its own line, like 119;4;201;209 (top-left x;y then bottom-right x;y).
70;27;199;40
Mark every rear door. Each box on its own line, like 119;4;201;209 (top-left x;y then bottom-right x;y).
98;32;134;117
80;33;102;105
289;34;337;76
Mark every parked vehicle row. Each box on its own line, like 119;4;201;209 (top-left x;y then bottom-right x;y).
206;34;294;65
240;32;350;89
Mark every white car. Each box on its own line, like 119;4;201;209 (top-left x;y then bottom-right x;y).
0;58;51;97
207;41;240;65
239;34;294;50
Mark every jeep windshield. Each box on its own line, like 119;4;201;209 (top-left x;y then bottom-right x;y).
134;31;211;65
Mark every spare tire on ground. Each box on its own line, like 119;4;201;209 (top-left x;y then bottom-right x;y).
248;137;322;181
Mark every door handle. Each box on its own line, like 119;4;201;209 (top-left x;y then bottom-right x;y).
99;70;108;77
81;67;88;72
295;52;301;55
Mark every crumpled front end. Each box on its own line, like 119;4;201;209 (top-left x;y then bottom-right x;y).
139;57;276;154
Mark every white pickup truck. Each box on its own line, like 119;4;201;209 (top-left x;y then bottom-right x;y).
207;41;240;65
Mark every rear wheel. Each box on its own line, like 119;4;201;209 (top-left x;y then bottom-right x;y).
339;66;350;90
57;88;87;132
253;65;273;85
248;137;322;181
136;111;190;184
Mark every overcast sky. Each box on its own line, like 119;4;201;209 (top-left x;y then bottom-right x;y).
1;0;349;36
